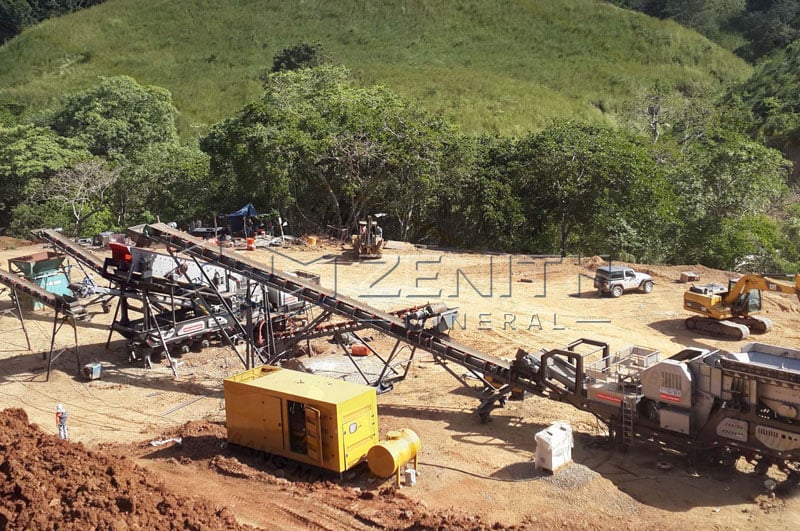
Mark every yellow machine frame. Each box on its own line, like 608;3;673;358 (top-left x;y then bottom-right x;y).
224;366;379;473
684;274;800;320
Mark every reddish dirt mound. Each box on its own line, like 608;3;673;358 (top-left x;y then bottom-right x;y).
0;411;521;530
582;255;606;271
0;236;32;251
0;409;251;530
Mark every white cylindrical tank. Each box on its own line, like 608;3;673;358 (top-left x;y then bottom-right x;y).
535;422;573;472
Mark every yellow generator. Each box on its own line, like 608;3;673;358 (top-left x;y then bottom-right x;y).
223;366;379;473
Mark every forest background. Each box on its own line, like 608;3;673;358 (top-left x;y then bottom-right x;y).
1;0;800;271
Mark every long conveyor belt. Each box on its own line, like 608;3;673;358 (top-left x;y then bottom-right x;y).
34;228;238;304
34;223;581;405
272;305;424;342
0;268;84;316
35;229;107;276
134;223;513;383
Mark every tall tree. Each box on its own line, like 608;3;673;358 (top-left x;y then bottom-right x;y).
47;159;120;237
201;65;458;236
115;144;211;226
0;124;88;230
511;122;675;259
430;136;525;250
51;75;179;161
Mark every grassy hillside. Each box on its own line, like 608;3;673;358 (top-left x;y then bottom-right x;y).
0;0;751;138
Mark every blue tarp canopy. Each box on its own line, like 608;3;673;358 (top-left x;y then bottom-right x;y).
226;202;258;234
227;202;258;218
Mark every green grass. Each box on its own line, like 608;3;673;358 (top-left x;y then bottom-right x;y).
0;0;751;138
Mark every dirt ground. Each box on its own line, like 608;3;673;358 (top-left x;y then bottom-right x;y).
1;235;799;530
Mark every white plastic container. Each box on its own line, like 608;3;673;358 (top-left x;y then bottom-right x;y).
534;422;573;472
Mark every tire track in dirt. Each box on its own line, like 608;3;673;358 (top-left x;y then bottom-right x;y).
261;498;341;531
144;458;378;531
231;485;379;531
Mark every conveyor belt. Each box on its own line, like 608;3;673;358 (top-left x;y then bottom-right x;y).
35;228;235;303
0;268;83;315
720;357;800;386
135;223;512;381
272;305;423;342
34;229;107;276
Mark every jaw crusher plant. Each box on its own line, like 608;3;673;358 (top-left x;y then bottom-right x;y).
636;343;800;475
134;223;800;481
513;340;800;480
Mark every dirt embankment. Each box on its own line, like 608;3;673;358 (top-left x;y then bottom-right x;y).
0;408;251;530
0;409;525;530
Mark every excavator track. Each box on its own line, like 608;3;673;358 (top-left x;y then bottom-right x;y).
685;315;750;340
731;315;773;334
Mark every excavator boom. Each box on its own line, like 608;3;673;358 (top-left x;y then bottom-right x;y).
684;273;799;339
723;274;800;304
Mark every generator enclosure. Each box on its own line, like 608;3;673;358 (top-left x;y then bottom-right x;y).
224;366;378;473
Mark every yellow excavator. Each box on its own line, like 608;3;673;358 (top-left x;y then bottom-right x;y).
683;273;800;339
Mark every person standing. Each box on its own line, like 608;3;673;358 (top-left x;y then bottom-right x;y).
56;403;69;440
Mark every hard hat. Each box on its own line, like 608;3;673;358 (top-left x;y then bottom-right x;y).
56;403;64;413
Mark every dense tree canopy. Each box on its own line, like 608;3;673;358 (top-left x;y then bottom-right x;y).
606;0;800;61
664;111;792;269
0;64;796;273
1;75;186;237
115;144;211;226
0;0;106;44
727;40;800;153
0;124;89;227
51;75;178;161
511;122;675;260
201;65;459;237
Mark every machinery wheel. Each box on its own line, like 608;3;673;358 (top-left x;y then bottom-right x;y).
611;285;623;298
642;281;654;294
685;317;696;330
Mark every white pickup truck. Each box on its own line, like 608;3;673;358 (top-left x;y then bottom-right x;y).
594;266;654;297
